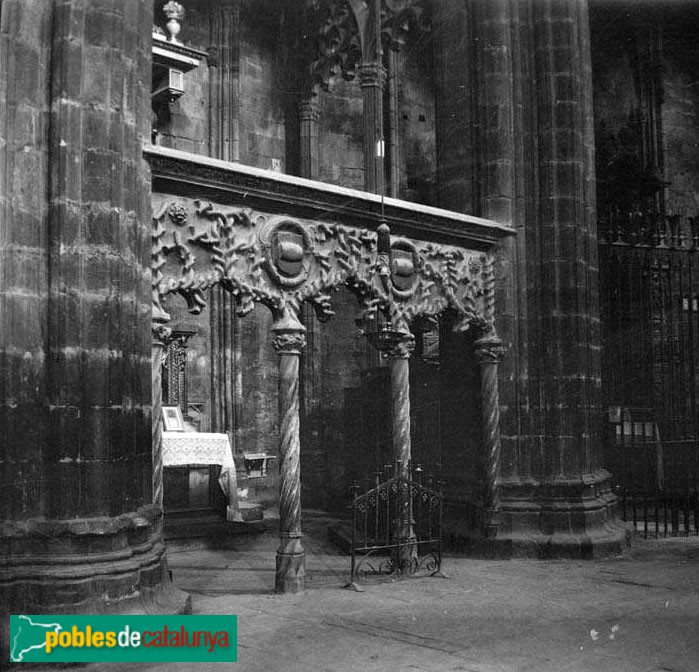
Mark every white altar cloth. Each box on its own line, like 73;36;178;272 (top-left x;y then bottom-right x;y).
162;431;239;521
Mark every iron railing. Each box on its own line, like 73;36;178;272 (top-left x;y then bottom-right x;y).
600;210;699;536
617;484;699;538
346;463;445;590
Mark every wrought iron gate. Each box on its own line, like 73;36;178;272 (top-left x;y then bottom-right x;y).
346;463;444;589
599;213;699;536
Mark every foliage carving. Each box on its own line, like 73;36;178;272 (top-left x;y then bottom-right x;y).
152;194;492;334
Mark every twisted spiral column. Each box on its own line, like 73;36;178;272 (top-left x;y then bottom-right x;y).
152;322;173;515
272;311;307;593
386;334;416;567
475;333;506;538
386;336;415;478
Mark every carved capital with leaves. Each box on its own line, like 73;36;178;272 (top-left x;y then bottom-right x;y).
271;309;307;356
474;334;506;365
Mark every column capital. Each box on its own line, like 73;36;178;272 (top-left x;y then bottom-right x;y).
366;327;415;359
358;61;387;88
272;310;307;355
298;98;321;122
474;333;506;364
273;332;307;355
385;334;415;359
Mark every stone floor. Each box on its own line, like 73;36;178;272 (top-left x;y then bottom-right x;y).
23;511;699;672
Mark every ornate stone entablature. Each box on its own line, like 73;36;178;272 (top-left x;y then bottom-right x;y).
146;145;514;335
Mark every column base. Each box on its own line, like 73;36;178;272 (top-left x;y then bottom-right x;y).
275;536;305;594
446;470;632;558
0;505;191;662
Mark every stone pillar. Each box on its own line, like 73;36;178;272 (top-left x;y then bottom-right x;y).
433;0;478;215
0;0;53;532
299;98;321;181
386;333;416;565
475;333;506;538
297;97;324;507
208;0;241;163
358;62;386;194
271;311;307;593
152;322;173;512
386;335;415;477
434;0;516;221
467;0;624;556
210;287;238;447
1;2;189;648
208;0;242;449
432;0;625;556
386;48;403;199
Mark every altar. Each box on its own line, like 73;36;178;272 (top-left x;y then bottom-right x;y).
162;431;240;521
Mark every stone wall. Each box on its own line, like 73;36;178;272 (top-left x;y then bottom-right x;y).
318;79;365;190
0;0;189;652
590;2;699;218
0;0;53;521
662;19;699;216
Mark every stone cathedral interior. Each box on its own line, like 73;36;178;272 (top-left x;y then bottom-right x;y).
2;0;699;643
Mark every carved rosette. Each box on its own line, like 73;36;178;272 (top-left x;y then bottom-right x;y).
167;201;188;226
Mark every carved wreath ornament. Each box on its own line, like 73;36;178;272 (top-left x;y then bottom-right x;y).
152;195;494;333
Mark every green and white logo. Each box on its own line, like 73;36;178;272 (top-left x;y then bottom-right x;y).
10;614;237;663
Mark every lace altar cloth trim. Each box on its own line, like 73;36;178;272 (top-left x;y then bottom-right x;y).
162;431;239;521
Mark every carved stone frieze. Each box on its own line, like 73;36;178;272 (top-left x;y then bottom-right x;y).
151;193;494;334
